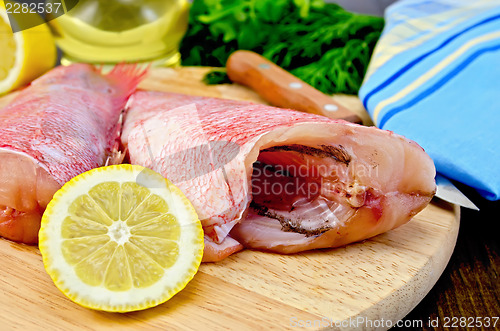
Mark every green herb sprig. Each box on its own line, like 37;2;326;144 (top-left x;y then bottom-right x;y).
180;0;383;95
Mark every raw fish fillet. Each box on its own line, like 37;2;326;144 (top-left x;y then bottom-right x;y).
0;64;145;243
122;91;436;262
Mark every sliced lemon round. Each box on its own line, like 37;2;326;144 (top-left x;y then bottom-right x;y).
0;3;56;94
39;165;204;312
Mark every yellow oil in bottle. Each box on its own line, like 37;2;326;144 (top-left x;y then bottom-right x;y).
47;0;189;66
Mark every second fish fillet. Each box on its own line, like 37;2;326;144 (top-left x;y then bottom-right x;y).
0;64;146;243
122;91;436;262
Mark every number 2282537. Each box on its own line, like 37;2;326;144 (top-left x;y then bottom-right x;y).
443;316;499;328
5;2;62;15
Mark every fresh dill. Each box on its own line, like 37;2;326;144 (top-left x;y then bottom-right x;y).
180;0;384;95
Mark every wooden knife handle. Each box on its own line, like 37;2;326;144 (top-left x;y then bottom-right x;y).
226;50;362;123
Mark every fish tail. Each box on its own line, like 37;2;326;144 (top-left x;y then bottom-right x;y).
105;63;150;99
102;63;149;160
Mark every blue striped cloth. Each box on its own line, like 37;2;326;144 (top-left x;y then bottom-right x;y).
359;0;500;200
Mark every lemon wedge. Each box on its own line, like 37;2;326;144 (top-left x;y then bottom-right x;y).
39;165;204;312
0;3;56;94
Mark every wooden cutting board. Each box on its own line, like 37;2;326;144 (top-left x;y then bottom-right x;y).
0;67;459;331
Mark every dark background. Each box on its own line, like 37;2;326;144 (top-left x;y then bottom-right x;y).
331;1;499;329
401;184;499;330
328;0;397;16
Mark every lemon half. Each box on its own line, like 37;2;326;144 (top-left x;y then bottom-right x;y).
39;165;204;312
0;3;56;94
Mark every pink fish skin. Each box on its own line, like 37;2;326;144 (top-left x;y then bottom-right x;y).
202;235;244;263
0;64;146;243
122;91;436;262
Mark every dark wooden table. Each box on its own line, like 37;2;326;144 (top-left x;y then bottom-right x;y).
400;183;499;330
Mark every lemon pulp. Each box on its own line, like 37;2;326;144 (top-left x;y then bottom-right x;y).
0;4;56;94
0;18;16;81
39;165;204;312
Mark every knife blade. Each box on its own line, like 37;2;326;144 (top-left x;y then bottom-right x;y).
435;174;479;210
226;50;362;123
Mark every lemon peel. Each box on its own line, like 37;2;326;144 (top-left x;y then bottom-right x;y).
0;4;56;94
39;165;204;312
